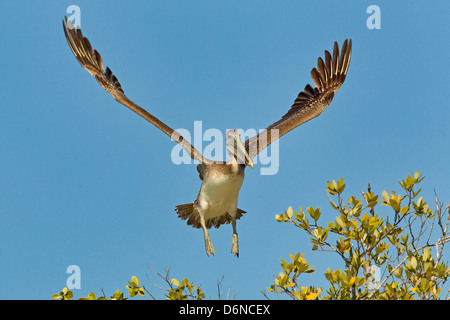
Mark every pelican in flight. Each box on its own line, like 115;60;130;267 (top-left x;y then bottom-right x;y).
62;17;352;257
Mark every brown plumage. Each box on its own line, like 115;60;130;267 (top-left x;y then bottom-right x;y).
175;202;246;229
62;16;352;256
62;17;212;164
244;39;352;160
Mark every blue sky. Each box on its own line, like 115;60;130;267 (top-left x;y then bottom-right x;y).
0;1;449;299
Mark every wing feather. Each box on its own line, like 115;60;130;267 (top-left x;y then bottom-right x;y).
325;50;332;83
332;42;339;77
310;68;322;88
245;39;352;160
317;57;327;83
62;17;211;164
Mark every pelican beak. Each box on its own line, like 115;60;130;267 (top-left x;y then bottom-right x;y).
234;136;254;169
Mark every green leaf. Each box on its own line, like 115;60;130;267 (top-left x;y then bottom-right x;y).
400;206;409;215
394;268;403;279
336;216;345;228
332;180;338;190
286;206;293;219
111;289;125;300
410;256;417;270
171;278;180;287
326;181;336;194
412;188;421;198
382;190;390;204
314;208;321;221
64;291;73;300
404;175;414;190
306;292;319;300
307;207;315;219
401;233;408;243
337;177;345;193
422;248;431;261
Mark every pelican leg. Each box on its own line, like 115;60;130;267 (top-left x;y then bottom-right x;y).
231;217;239;257
200;216;215;256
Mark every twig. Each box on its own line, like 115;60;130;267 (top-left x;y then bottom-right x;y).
217;276;224;300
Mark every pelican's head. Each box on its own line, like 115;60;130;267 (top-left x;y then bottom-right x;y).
225;130;254;169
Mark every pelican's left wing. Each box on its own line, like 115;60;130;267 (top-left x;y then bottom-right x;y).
62;17;213;164
245;39;352;160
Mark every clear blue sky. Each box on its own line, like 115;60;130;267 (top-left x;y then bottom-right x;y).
0;1;449;299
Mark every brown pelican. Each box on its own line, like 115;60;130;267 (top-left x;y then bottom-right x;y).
62;17;352;257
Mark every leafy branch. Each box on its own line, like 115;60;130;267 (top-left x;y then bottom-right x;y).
271;171;450;299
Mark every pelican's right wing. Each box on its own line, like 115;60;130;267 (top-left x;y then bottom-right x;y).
62;17;212;164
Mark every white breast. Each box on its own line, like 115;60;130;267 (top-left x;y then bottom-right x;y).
198;172;244;220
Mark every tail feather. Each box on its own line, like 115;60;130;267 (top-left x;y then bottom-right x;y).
175;203;246;229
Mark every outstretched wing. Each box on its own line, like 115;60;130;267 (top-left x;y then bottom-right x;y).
62;17;213;164
245;39;352;160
